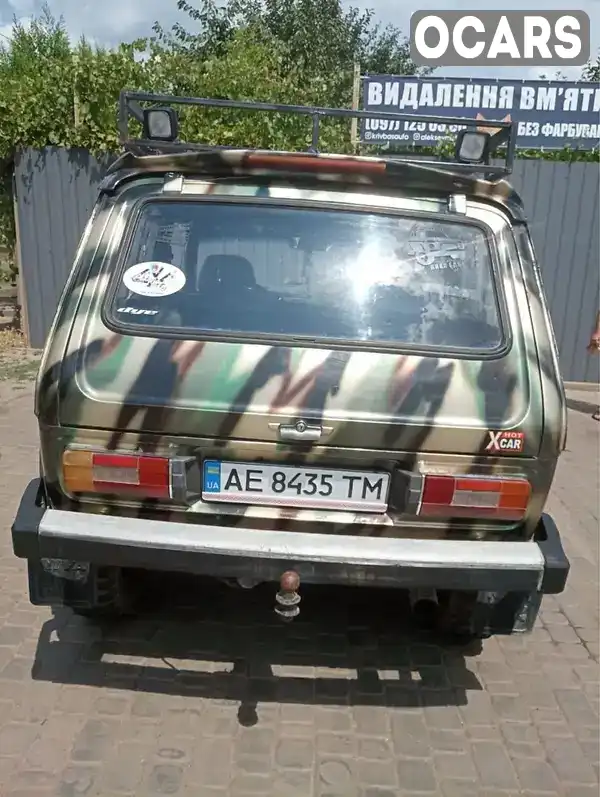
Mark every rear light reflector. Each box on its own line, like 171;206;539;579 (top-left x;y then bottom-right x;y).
62;450;171;499
418;475;531;521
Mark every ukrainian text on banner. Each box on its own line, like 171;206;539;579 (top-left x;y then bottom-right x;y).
362;76;600;150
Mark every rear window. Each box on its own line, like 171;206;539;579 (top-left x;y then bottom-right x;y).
107;199;504;351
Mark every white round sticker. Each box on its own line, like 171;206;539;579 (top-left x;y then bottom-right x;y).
123;261;186;298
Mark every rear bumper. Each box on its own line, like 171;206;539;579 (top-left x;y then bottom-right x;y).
13;479;569;594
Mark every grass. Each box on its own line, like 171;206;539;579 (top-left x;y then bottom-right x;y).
0;329;42;383
0;329;24;350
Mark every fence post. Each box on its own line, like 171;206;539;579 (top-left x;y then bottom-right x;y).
12;175;29;345
350;61;360;153
73;53;80;131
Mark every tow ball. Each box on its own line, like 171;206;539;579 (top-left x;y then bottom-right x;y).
275;570;301;621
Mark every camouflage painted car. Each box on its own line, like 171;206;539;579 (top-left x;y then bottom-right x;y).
11;98;570;637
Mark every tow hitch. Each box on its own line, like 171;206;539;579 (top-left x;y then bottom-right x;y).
275;570;301;621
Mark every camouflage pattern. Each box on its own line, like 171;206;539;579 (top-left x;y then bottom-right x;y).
107;149;525;216
35;152;566;544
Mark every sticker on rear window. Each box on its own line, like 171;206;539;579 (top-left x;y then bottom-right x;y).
407;223;468;271
408;238;466;270
123;261;186;298
485;431;525;453
117;306;159;316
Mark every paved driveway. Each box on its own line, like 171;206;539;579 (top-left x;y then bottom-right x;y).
0;378;598;797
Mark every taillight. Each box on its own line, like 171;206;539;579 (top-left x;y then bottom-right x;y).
62;450;171;499
243;152;386;176
418;475;531;521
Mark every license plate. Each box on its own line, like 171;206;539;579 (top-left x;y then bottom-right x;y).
202;460;390;513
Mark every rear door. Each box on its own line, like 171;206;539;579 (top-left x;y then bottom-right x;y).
56;182;541;535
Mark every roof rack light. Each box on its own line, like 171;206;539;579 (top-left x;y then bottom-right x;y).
118;90;517;177
455;130;492;165
142;107;179;142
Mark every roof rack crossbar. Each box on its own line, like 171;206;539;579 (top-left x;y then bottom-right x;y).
118;90;516;175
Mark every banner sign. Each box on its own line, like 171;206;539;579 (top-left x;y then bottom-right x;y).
362;76;600;150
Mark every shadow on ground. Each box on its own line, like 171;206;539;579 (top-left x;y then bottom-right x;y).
31;576;483;727
567;397;599;417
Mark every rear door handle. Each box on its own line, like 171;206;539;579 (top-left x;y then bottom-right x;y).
269;421;333;442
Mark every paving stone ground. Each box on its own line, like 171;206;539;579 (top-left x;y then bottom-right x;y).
0;379;598;796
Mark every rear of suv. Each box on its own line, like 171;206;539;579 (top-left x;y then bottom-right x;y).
11;93;569;639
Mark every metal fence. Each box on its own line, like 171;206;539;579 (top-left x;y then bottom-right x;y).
13;146;600;383
13;148;115;349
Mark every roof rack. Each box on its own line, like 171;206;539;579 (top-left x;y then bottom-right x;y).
118;90;517;177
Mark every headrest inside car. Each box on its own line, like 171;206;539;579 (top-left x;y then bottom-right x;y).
198;254;257;292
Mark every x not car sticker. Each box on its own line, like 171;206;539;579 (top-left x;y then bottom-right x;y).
485;430;525;453
123;261;186;298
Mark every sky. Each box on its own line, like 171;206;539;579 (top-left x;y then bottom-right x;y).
0;0;598;81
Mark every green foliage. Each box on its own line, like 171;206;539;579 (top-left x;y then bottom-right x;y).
512;146;598;163
0;9;157;158
0;172;15;282
0;1;426;278
153;0;429;105
175;25;351;151
582;54;600;82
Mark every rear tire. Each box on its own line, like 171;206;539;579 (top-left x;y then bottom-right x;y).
68;565;132;620
436;590;483;640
